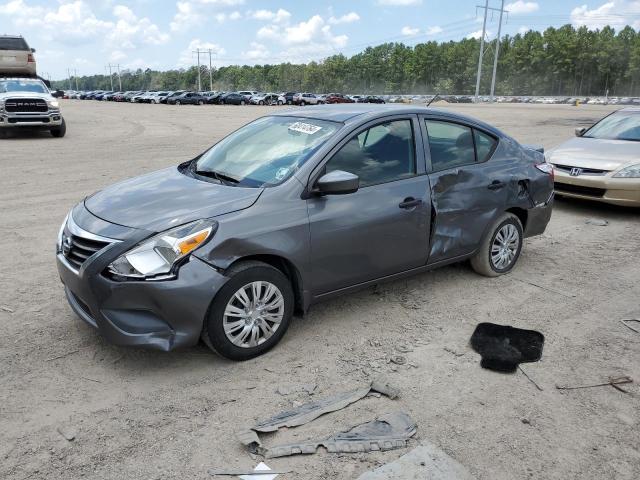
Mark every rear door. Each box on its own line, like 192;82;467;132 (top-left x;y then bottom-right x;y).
422;116;515;263
307;115;431;294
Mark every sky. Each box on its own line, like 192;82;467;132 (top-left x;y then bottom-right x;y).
1;0;639;80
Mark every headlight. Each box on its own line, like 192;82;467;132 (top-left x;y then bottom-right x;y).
56;211;70;252
613;164;640;178
48;99;59;108
108;219;217;280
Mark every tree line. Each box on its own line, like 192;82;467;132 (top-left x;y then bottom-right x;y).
53;25;640;97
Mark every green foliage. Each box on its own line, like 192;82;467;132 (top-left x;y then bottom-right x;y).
53;25;640;96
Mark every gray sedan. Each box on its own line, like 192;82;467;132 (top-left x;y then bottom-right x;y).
56;105;554;360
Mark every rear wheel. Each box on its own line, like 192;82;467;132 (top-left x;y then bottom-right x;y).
202;261;294;360
259;100;264;105
50;118;66;138
470;213;523;277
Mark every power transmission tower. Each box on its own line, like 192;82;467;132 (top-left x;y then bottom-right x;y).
474;1;508;102
107;64;122;90
489;0;506;101
474;0;489;101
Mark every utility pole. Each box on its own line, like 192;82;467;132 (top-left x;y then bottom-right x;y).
475;1;508;102
207;49;214;91
474;0;489;101
489;0;506;101
193;48;202;91
107;64;123;91
106;64;114;90
73;69;79;91
67;68;72;90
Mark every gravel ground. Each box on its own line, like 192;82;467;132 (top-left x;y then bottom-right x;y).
1;101;638;480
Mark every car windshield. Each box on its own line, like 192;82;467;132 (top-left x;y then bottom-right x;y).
584;112;640;141
195;116;341;187
0;80;47;94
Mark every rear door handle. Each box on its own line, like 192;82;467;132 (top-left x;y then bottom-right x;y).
488;180;506;190
399;197;422;209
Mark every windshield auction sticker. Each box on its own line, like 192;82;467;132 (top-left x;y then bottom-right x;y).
288;122;322;135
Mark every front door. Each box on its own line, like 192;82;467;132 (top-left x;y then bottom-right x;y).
307;117;431;294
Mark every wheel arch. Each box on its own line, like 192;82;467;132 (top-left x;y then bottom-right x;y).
224;254;305;315
506;206;528;230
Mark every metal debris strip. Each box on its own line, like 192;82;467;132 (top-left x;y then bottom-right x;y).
208;463;290;478
556;375;633;393
237;378;409;457
263;412;417;458
620;319;640;334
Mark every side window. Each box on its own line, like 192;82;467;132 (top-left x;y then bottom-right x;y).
425;120;475;171
474;129;497;162
325;119;416;187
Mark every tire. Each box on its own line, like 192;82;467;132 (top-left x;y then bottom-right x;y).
50;118;66;138
198;100;204;105
201;261;294;360
240;100;246;105
220;100;225;105
277;100;283;106
259;100;264;105
287;100;292;105
470;213;523;277
176;100;181;105
300;101;306;106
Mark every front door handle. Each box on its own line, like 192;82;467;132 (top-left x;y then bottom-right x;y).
399;197;422;209
488;180;506;190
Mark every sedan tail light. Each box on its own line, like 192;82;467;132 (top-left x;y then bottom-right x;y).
535;162;554;180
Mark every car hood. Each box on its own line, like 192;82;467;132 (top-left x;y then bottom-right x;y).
84;167;263;232
0;90;53;101
547;137;640;171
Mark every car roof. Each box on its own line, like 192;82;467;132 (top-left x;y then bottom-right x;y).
620;107;640;113
269;104;503;135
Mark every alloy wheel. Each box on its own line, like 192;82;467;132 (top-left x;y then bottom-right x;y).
491;224;520;270
223;281;285;348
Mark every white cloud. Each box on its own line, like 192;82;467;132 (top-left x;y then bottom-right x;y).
170;0;245;32
107;5;169;49
328;12;360;24
244;42;270;60
377;0;422;5
571;1;640;29
505;1;539;14
401;26;420;35
178;38;226;68
518;25;530;34
251;8;291;23
110;50;127;62
426;26;443;35
467;29;491;39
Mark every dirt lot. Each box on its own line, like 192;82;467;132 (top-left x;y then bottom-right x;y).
1;101;638;480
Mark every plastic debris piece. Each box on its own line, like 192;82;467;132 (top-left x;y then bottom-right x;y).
263;412;417;458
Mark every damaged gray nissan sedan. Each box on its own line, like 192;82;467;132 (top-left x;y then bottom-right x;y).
56;105;554;360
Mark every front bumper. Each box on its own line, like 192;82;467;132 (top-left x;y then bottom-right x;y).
554;170;640;207
57;210;230;351
0;111;62;128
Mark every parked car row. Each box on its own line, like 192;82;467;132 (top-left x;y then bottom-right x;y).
60;89;388;106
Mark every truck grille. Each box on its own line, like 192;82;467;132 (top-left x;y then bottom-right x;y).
62;232;110;270
554;182;606;198
5;98;48;113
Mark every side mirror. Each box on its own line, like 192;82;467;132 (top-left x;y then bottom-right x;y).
31;48;36;53
575;127;587;137
316;170;359;195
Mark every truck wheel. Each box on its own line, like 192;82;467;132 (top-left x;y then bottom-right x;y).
201;261;294;361
470;213;523;277
50;118;66;138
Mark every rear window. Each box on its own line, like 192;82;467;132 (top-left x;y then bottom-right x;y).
0;37;29;51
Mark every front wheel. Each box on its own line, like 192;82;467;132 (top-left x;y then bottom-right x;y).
50;118;66;138
471;213;523;277
202;261;294;360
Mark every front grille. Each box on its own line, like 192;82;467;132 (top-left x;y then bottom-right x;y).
5;98;48;113
8;117;49;123
553;164;609;175
554;182;606;198
62;232;110;270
